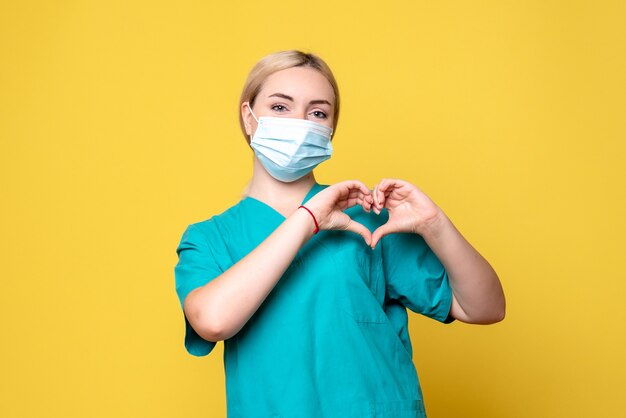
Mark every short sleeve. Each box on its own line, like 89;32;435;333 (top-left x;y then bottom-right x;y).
382;232;454;323
174;223;223;356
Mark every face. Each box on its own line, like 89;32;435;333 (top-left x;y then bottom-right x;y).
242;66;336;138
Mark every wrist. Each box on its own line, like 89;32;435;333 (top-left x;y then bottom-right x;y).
298;205;319;234
417;209;450;241
281;208;317;246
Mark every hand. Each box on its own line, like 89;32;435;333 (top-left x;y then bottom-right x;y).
370;178;443;248
304;180;374;245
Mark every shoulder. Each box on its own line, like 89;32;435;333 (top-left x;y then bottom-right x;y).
180;199;247;246
188;199;246;230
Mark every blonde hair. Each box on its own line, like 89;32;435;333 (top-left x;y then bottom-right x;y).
238;50;340;144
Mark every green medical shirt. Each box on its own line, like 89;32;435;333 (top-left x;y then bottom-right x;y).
175;183;453;418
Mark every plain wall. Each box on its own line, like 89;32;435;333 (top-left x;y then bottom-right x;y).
1;1;624;417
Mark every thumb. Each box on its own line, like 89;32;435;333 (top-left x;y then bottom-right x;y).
343;220;372;246
370;222;397;249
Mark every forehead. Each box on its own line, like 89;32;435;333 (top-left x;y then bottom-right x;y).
259;67;335;104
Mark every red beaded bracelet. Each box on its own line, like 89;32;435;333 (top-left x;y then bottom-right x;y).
298;205;319;234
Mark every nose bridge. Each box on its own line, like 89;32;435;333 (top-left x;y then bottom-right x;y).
295;104;307;119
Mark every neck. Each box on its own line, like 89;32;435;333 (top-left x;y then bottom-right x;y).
246;156;317;209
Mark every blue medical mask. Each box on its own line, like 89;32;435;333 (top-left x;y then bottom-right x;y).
247;106;333;182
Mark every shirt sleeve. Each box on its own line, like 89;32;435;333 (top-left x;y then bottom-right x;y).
382;232;455;323
174;223;223;356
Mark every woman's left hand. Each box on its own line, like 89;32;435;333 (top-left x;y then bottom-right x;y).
370;178;506;324
370;178;444;248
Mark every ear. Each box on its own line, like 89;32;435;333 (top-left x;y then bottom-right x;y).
241;101;255;136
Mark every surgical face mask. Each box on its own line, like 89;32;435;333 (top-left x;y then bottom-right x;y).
247;105;333;183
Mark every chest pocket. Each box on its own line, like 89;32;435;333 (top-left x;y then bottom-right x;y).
324;231;388;324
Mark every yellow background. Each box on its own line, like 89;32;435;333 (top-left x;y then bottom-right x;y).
1;1;624;417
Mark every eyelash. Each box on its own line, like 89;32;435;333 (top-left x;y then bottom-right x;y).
310;110;327;119
270;104;328;119
271;104;288;112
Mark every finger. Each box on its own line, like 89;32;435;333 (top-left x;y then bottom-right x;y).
377;178;402;192
344;188;374;209
378;178;409;208
330;180;368;203
376;178;394;196
344;220;372;246
372;184;379;207
378;178;412;201
362;195;372;212
340;180;371;197
372;183;382;214
370;222;398;249
341;196;364;210
343;196;373;214
377;185;386;209
346;188;372;202
344;195;371;212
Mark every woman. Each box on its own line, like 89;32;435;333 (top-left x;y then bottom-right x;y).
174;50;505;418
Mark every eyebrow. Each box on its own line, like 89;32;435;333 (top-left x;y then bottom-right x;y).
268;93;332;106
268;93;294;101
309;99;332;106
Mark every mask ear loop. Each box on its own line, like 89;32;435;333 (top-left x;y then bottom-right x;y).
247;103;259;123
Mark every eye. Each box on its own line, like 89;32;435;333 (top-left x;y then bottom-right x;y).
310;110;327;119
271;104;288;112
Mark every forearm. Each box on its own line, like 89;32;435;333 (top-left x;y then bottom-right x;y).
185;208;316;341
420;213;505;324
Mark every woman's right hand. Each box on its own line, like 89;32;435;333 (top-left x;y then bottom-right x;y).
183;180;375;342
303;180;374;245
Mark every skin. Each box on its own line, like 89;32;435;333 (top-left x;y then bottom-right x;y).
370;179;506;324
183;66;505;342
